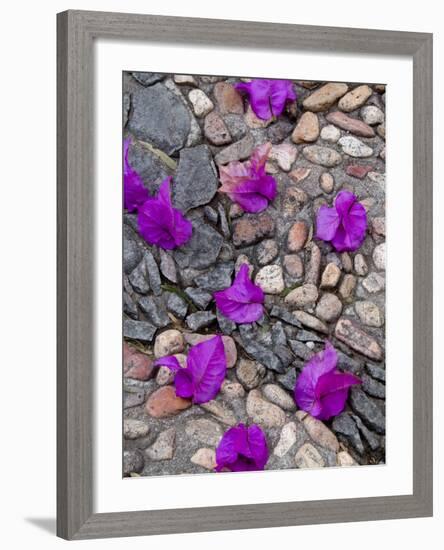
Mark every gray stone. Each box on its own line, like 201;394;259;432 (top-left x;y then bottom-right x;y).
361;105;384;125
289;340;313;360
124;419;150;440
159;249;177;283
165;292;188;319
186;311;217;331
185;418;223;446
123;388;145;409
127;139;170;192
123;320;157;342
262;384;295;411
305;243;322;285
320;124;340;142
354;253;368;276
361;373;386;399
144;251;162;296
256;239;279;266
362;272;385;293
174;218;224;269
216;309;237;335
332;413;365;454
255;265;285;294
194;263;234;292
217;204;231;238
146;428;176;460
350;388;385;434
355;301;383;327
185;287;213;309
246;389;286;427
269;306;303;328
302;145;342;167
214;134;255;165
128;83;191;155
277;366;298;391
352;414;381;450
238;326;285;373
373;243;386;270
204;205;218;224
132;72;165;86
123;291;138;319
123;93;130;127
173;145;219;212
315;293;342;322
366;363;386;382
123;450;144;475
138;296;170;328
273;422;299;457
335;318;382;360
123;226;142;274
129;258;150;294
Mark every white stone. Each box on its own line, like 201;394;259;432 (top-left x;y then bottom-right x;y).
274;422;298;457
355;300;384;327
188;89;214;117
361;105;384;125
294;443;325;468
123;419;150;440
174;74;197;85
255;265;285;294
338;136;373;157
373;243;386;270
362;272;385;293
320;124;340;142
191;448;216;470
145;428;176;460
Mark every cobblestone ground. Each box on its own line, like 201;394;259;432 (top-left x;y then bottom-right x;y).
122;72;386;477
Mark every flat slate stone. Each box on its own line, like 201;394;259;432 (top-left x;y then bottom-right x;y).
172;145;218;212
132;72;165;86
123;319;157;342
128;83;191;155
174;218;224;270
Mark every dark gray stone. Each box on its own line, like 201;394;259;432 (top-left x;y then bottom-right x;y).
174;218;224;270
296;330;325;343
366;363;386;382
128;139;170;193
129;258;150;294
144;251;162;296
138;296;170;328
123;225;142;274
123;319;157;342
185;287;213;309
204;205;218;224
128;83;191;155
217;203;231;238
159;249;177;283
267;120;293;143
165;292;188;319
289;340;313;361
172;145;218;212
362;373;385;399
123;93;131;127
132;72;165;86
123;291;138;319
336;350;362;374
194;262;234;292
216;309;237;335
270;306;303;328
277;367;297;391
332;412;365;454
352;414;381;451
238;325;284;373
350;388;385;434
123;449;144;475
186;311;217;331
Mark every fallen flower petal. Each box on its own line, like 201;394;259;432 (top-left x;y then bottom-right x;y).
154;335;226;404
123;138;150;212
219;142;277;213
235;79;296;120
315;190;367;252
137;177;193;250
214;264;264;323
294;341;361;420
215;423;269;472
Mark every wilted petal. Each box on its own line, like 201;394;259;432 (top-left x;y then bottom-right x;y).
294;342;359;420
316;190;367;252
214;264;264;323
123;138;149;212
235;79;296;120
137;177;192;250
215;423;269;472
228;176;277;213
186;335;227;404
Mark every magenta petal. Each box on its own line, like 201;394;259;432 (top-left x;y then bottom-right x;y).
315;205;341;241
316;190;367;252
153;355;181;372
186;335;227;404
314;371;361;420
123;138;150;212
215;423;269;472
174;369;194;399
214;264;264;323
229;175;277;213
235;79;296;120
137;177;192;250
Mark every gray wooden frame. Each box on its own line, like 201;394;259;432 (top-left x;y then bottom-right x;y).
57;9;433;540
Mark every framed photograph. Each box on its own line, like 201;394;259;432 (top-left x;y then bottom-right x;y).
57;10;433;540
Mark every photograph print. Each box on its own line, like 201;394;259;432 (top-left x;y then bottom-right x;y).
122;72;386;477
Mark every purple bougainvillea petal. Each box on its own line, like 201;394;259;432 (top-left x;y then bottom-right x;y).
315;190;367;252
215;423;269;472
294;342;360;420
174;369;194;399
137;177;192;250
123;138;150;212
315;205;341;241
214;264;264;323
235;79;296;120
153;355;182;372
186;335;227;404
218;143;277;213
